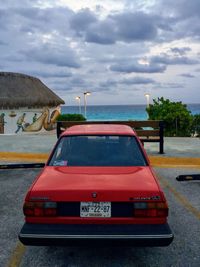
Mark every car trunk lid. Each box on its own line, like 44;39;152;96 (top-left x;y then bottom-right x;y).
28;166;163;202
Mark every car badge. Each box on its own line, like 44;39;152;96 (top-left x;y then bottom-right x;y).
92;192;97;198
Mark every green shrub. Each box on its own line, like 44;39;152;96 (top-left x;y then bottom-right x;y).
146;97;193;137
56;113;86;121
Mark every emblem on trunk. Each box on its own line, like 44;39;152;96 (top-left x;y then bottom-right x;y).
92;192;97;198
132;196;161;201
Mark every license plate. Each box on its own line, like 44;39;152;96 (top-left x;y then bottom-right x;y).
80;202;111;218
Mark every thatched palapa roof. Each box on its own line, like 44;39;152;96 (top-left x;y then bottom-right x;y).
0;72;65;109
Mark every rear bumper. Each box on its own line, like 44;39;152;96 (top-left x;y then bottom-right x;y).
19;223;173;246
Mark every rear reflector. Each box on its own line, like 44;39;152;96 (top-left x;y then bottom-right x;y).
23;201;57;217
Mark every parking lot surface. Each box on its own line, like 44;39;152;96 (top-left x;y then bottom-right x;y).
1;167;200;267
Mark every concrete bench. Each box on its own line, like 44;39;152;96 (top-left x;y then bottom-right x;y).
56;120;164;154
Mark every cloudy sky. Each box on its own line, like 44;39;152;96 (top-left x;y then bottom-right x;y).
1;0;200;105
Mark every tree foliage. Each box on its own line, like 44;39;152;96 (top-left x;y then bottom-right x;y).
146;97;193;136
191;114;200;136
56;113;86;121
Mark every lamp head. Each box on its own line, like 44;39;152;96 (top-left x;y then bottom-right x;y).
84;91;91;96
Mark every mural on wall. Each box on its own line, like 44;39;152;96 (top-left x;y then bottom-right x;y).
0;107;61;134
15;113;26;133
14;108;60;133
24;108;60;132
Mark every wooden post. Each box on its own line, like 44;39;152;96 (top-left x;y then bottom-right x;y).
0;123;4;134
56;121;62;138
159;121;164;154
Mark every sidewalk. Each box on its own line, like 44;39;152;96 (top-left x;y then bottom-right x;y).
0;134;200;167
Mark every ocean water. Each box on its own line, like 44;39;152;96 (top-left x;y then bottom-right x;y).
61;104;200;121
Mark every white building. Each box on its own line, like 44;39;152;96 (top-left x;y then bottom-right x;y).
0;72;65;134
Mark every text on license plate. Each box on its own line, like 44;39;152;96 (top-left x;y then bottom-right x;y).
80;202;111;217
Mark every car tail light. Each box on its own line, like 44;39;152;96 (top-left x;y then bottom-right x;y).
134;202;168;218
23;201;57;217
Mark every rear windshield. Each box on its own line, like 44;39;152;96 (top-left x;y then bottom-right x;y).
48;135;147;167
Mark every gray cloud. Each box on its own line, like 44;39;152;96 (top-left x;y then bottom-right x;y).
47;77;87;91
170;47;191;55
119;77;155;85
27;70;72;78
4;54;26;62
0;0;37;8
99;79;117;88
50;76;88;91
151;55;199;65
0;9;12;30
69;77;87;87
70;10;159;44
158;0;200;19
48;81;73;91
0;40;7;46
98;76;155;89
155;0;200;41
70;12;117;44
1;1;200;104
23;43;81;68
110;62;166;73
179;73;195;78
69;6;200;45
110;12;158;42
70;9;97;35
85;19;116;44
157;82;185;89
0;6;73;35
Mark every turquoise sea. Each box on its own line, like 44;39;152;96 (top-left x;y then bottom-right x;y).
61;104;200;121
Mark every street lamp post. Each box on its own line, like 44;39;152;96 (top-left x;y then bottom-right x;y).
144;93;150;108
144;93;150;119
75;96;81;114
83;91;91;118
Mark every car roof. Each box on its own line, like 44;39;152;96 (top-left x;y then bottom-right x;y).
62;124;137;136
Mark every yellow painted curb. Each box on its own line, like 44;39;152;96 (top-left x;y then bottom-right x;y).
0;152;200;168
149;156;200;168
0;152;49;162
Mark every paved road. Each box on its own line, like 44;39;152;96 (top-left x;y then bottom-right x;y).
1;167;200;267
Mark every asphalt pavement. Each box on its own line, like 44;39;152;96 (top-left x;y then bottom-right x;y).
1;168;199;267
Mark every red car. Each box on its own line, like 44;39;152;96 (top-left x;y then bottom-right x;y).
19;124;173;246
